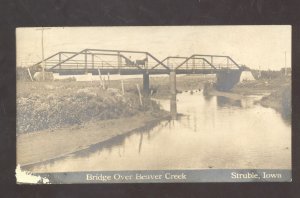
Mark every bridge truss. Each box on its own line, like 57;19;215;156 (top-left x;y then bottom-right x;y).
31;48;241;75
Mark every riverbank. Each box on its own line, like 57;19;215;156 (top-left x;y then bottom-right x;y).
202;76;291;121
17;81;166;134
17;75;210;166
231;77;291;116
259;83;291;121
231;76;291;96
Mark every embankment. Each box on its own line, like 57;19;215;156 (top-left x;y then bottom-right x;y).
231;77;291;119
259;84;291;120
17;81;166;134
202;76;291;120
17;80;170;165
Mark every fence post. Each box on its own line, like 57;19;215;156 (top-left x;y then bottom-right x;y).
136;84;143;106
121;80;125;95
107;72;110;88
98;68;104;89
27;68;33;81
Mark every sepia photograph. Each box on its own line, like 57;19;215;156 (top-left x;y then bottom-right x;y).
16;26;291;184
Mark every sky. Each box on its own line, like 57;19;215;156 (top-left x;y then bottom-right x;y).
16;26;291;70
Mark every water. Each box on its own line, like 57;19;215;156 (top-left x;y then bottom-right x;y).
29;91;291;173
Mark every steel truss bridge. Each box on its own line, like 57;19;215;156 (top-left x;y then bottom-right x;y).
30;49;245;92
31;48;242;76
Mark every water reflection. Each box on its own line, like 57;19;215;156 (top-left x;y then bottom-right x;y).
27;91;291;173
217;96;242;108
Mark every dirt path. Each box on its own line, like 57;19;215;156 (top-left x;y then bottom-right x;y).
17;112;168;166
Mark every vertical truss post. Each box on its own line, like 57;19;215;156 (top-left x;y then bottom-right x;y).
117;52;121;69
84;50;87;74
186;60;188;70
145;54;148;70
58;52;61;69
92;54;94;69
192;58;195;70
167;58;169;69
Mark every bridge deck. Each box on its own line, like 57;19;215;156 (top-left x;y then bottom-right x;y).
48;68;219;75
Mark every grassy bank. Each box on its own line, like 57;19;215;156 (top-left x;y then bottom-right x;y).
260;83;291;120
231;76;291;119
231;76;290;95
17;81;165;134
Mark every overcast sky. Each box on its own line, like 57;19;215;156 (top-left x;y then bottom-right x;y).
16;26;291;70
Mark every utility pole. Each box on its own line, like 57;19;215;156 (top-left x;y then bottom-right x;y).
36;27;51;81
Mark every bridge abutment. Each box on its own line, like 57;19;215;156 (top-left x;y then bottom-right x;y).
215;69;242;91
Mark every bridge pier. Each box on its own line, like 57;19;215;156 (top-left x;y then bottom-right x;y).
143;72;150;95
170;69;177;119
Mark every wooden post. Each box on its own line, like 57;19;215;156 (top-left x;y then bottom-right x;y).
170;69;177;119
121;80;125;95
107;72;110;88
98;68;104;89
27;68;33;81
136;84;143;106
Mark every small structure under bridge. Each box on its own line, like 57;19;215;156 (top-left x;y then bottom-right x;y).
31;48;247;92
